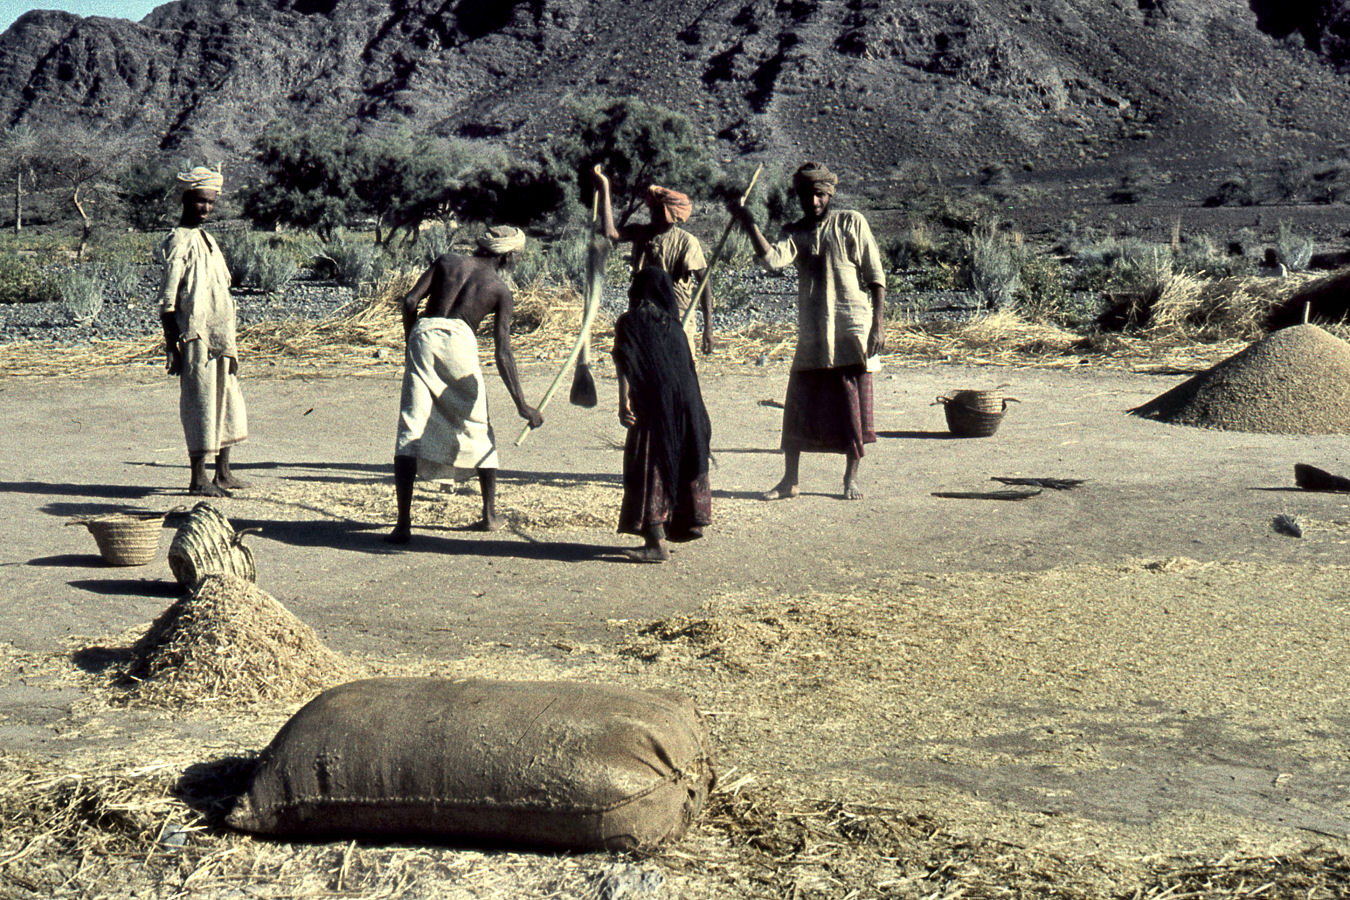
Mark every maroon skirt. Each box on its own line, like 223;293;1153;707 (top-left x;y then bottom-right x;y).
618;425;712;540
781;365;876;456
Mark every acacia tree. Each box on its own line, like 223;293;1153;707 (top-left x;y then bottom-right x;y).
38;124;133;258
353;130;514;246
242;122;361;240
545;97;719;226
0;125;38;233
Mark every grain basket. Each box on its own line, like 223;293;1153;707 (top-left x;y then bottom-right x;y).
936;390;1019;437
67;511;167;566
168;502;258;586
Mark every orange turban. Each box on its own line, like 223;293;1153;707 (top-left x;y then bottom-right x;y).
646;185;693;224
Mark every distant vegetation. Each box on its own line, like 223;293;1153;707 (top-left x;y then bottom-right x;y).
0;100;1340;347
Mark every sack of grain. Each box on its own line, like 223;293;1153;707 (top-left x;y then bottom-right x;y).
226;677;715;851
168;502;256;586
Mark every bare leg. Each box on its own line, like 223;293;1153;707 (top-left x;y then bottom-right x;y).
189;454;227;497
625;524;670;562
761;450;801;501
843;451;863;500
214;446;248;490
386;455;416;544
473;468;505;531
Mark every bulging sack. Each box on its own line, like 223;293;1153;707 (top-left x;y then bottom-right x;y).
226;677;715;851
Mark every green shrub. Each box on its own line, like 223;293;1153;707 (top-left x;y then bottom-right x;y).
1275;220;1313;271
1015;254;1073;323
962;223;1022;310
0;250;55;303
314;230;389;288
215;229;300;293
1108;160;1159;204
57;268;104;321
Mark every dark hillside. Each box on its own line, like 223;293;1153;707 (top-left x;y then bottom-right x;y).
1;0;1349;212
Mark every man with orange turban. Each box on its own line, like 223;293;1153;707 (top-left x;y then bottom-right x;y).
730;161;886;501
594;174;716;356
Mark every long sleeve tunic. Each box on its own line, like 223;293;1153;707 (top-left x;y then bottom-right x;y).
758;209;885;371
158;226;237;359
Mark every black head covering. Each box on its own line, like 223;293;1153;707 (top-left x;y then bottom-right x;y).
613;267;711;491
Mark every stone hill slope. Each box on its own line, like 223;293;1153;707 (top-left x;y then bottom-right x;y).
2;0;1349;195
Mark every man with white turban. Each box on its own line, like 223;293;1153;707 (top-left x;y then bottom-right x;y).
731;161;886;501
593;172;717;356
387;225;543;543
158;165;248;496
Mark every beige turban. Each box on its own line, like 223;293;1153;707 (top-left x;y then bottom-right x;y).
792;162;837;196
646;185;693;224
175;166;224;197
477;225;526;256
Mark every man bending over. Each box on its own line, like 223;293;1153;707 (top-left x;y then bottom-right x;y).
388;225;543;543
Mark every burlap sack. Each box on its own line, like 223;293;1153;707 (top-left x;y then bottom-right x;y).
226;677;715;851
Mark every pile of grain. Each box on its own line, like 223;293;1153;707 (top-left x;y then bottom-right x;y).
120;574;352;707
1130;324;1350;432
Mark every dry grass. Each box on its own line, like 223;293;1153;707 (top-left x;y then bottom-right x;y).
6;559;1350;897
118;574;355;709
1;273;1338;379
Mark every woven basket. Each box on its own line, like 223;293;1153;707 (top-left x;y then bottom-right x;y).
168;502;258;586
68;511;166;566
936;390;1019;437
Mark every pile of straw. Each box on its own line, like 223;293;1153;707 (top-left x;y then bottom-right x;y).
120;574;353;708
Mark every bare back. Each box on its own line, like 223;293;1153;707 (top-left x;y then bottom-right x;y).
418;253;510;331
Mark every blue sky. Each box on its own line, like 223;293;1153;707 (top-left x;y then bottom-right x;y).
0;1;162;33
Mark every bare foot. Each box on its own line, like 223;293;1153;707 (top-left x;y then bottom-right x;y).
384;525;411;545
215;474;248;490
189;481;229;497
761;480;799;501
471;514;505;532
624;544;670;563
843;479;864;500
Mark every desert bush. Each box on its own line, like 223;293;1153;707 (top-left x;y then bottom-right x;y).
57;268;104;321
115;159;178;231
1269;156;1311;202
0;249;55;303
1204;174;1254;208
545;96;719;226
1108;159;1159;204
1274;220;1313;271
1173;235;1256;278
1014;254;1073;323
962;223;1022;310
312;229;390;288
512;227;592;291
215;229;300;293
1305;159;1350;204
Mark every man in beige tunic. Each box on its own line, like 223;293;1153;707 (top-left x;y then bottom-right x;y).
159;166;248;497
594;175;716;356
731;162;886;500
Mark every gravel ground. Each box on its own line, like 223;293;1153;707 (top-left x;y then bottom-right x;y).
0;266;360;345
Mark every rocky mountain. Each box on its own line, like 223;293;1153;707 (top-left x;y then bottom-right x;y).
2;0;1350;205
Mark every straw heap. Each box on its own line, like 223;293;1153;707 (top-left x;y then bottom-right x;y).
120;574;352;707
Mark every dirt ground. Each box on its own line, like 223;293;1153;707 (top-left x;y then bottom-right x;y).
4;352;1350;897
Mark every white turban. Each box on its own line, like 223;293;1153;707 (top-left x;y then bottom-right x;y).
477;225;526;256
175;166;224;197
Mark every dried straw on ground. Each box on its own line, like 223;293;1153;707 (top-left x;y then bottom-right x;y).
1131;323;1350;432
0;272;1334;378
120;573;353;708
7;560;1350;897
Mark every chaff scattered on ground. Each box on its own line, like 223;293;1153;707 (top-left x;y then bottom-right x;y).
7;559;1350;897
